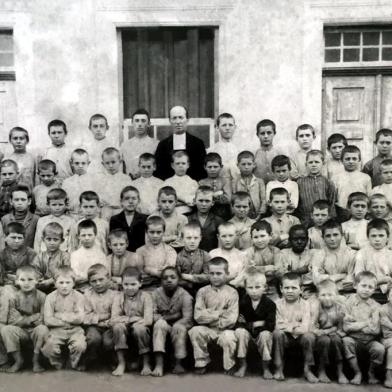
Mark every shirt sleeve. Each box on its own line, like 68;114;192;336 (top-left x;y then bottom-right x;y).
217;289;239;330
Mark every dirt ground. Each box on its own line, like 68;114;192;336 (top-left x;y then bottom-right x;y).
0;371;388;392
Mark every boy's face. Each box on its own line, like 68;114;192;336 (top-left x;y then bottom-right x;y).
312;207;329;227
237;157;255;176
89;271;110;294
49;126;66;146
368;227;388;250
195;191;214;214
252;229;271;249
17;271;38;293
121;190;139;213
218;226;236;250
269;194;289;216
281;278;301;302
162;269;179;292
122;276;141;297
158;193;176;216
329;141;346;160
43;233;63;253
273;164;290;182
38;168;55;186
10;131;28;152
89;118;108;141
6;231;24;250
245;276;266;301
102;153;122;175
342;152;360;172
208;264;228;287
376;134;392;156
370;198;388;219
355;277;376;300
80;199;100;220
146;223;164;246
132;114;149;137
48;199;66;217
381;164;392;184
183;228;201;252
71;154;90;176
217;117;235;141
296;129;315;151
350;199;368;220
55;275;74;295
171;156;189;176
306;154;323;175
257;126;275;148
108;236;128;256
290;229;308;253
78;227;96;248
232;198;250;220
318;286;336;308
1;165;18;185
139;159;155;178
11;191;31;213
205;161;222;179
323;227;342;250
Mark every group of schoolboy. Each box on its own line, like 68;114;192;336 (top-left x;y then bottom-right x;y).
2;107;392;388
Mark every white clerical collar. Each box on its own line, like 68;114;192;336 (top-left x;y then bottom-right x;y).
173;132;186;150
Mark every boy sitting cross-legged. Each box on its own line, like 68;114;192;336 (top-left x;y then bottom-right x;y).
0;266;48;373
189;257;239;375
151;267;193;376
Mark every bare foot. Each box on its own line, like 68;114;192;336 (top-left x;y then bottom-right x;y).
4;362;23;373
233;366;246;378
304;370;319;383
140;365;152;376
273;370;285;381
318;371;331;383
151;366;163;377
368;373;379;385
338;374;349;384
385;380;392;389
112;363;125;377
224;366;236;376
172;363;185;374
194;366;207;375
350;373;362;385
263;369;273;380
33;363;45;373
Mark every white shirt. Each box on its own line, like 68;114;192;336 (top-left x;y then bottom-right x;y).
133;176;164;215
70;245;109;279
173;133;186;150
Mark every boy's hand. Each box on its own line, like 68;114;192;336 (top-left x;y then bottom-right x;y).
181;273;193;282
98;313;110;322
252;320;265;328
264;265;276;273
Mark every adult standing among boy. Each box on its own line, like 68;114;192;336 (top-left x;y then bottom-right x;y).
154;106;206;181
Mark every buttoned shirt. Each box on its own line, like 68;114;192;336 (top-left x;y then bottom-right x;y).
34;249;70;279
84;288;117;326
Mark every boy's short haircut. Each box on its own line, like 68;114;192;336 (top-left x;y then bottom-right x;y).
269;187;289;201
354;270;377;285
108;228;128;243
342;145;361;161
312;199;330;213
9;126;29;142
71;148;89;160
321;219;342;237
171;150;189;163
87;263;109;281
347;191;368;208
120;185;139;200
78;219;98;235
256;119;276;135
182;222;202;236
132;108;151;121
271;154;291;171
48;119;67;134
216;112;235;127
47;188;67;204
244;266;266;287
250;220;272;236
102;147;120;160
38;159;57;174
54;266;75;282
204;152;223;167
306;149;324;162
327;133;348;150
369;193;389;207
295;123;315;139
89;113;108;128
237;150;255;163
16;265;39;279
139;152;156;165
217;221;236;235
196;185;214;196
367;218;390;237
375;128;392;143
121;266;141;281
146;215;165;231
161;266;179;280
79;190;100;205
208;257;229;274
317;278;337;293
158;186;177;201
381;158;392;168
42;222;64;240
11;184;31;199
281;272;301;286
0;159;18;173
5;221;25;236
231;191;251;206
288;224;308;239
